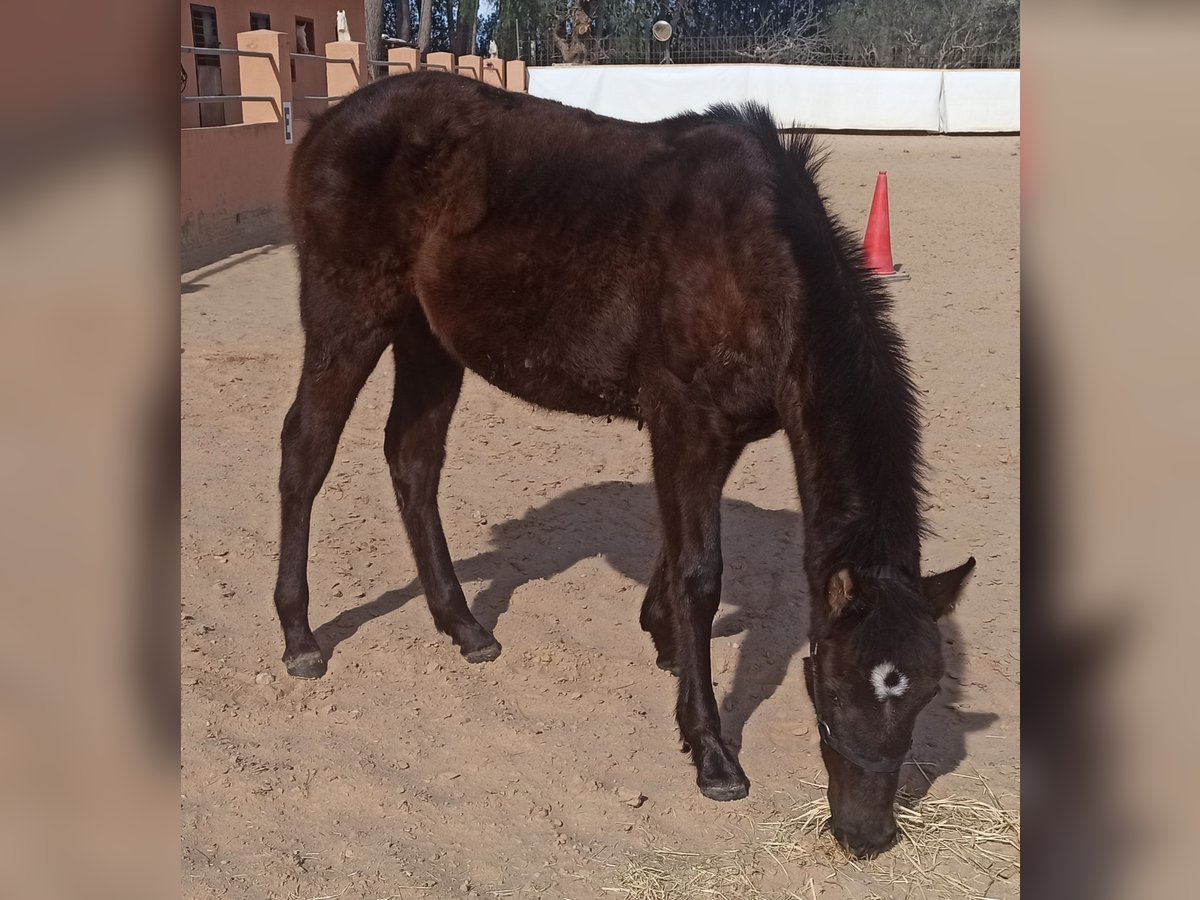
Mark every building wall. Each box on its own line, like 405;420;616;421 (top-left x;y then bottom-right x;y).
180;21;530;266
181;117;314;267
181;1;365;129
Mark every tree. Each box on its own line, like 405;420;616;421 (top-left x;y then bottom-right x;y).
365;0;385;66
736;1;829;64
826;0;1019;67
553;0;601;64
405;0;1018;65
454;0;481;55
398;0;413;42
483;0;551;59
418;0;434;51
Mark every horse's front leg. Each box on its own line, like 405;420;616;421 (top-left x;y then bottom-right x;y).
640;439;743;677
639;556;681;674
648;408;749;801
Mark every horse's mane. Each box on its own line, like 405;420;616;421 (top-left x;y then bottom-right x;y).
703;102;929;575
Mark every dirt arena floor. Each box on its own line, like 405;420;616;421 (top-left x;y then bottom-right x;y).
182;133;1020;899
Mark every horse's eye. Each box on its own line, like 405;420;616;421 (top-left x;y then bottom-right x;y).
827;690;840;706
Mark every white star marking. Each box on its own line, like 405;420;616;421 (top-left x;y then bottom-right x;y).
870;661;910;701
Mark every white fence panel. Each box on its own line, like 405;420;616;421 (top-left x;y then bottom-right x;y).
941;69;1021;132
528;64;1019;133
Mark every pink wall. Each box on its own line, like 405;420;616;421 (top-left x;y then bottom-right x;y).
181;116;314;265
180;22;531;266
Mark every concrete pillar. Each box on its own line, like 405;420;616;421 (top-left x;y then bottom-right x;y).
387;47;419;75
237;30;290;125
482;57;505;89
505;60;528;92
427;51;455;74
457;55;483;80
324;41;366;98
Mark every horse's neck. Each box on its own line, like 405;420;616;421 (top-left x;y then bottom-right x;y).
788;375;924;595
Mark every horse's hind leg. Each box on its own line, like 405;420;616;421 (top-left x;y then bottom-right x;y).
385;315;500;662
647;403;749;801
275;323;390;678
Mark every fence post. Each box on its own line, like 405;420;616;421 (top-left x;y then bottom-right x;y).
457;54;483;80
325;41;367;97
505;60;527;92
388;46;419;75
482;57;505;89
427;51;455;74
237;30;289;125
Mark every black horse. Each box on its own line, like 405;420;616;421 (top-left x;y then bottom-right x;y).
273;72;976;858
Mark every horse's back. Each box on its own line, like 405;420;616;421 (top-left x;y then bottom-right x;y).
290;74;798;423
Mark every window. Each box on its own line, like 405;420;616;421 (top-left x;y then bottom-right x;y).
295;18;315;54
190;5;218;50
292;17;315;82
188;4;224;127
249;12;271;31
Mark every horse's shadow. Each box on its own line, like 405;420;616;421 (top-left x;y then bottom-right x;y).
314;480;993;799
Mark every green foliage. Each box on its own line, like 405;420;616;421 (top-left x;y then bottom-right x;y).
490;0;556;58
825;0;1019;66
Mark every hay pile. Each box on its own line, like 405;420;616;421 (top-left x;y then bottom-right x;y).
605;771;1019;899
604;848;764;900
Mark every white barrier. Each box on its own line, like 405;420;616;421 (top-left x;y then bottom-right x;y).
528;64;1020;134
940;69;1021;133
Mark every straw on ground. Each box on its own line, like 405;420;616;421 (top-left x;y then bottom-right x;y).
605;768;1019;900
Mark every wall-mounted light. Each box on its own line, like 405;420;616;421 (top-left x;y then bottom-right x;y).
651;20;672;64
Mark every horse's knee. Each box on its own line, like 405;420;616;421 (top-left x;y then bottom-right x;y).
681;556;723;618
280;399;305;448
640;587;667;629
390;452;437;493
278;405;315;501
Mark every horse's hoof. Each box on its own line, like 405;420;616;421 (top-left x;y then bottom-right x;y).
698;776;750;802
285;650;327;679
697;752;750;801
462;639;502;663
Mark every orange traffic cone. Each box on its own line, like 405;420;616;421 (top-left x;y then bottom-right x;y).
863;172;910;282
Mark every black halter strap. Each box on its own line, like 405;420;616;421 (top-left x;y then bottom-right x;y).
806;639;911;775
859;564;916;585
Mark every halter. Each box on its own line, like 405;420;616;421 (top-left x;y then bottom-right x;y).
805;637;912;775
859;564;915;585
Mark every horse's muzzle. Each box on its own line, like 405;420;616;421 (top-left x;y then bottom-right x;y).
829;817;898;859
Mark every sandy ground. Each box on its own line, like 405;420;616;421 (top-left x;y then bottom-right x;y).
182;133;1019;899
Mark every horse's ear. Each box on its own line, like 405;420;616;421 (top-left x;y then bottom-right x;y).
828;569;855;617
922;557;976;618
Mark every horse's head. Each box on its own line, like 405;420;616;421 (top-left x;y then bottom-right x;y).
804;557;976;858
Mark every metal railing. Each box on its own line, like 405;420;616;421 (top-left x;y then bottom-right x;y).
182;42;360;120
181;44;280;122
291;53;353;64
366;59;449;71
364;59;458;81
291;54;352;102
369;58;413;71
182;45;273;59
182;95;274;103
366;59;457;80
